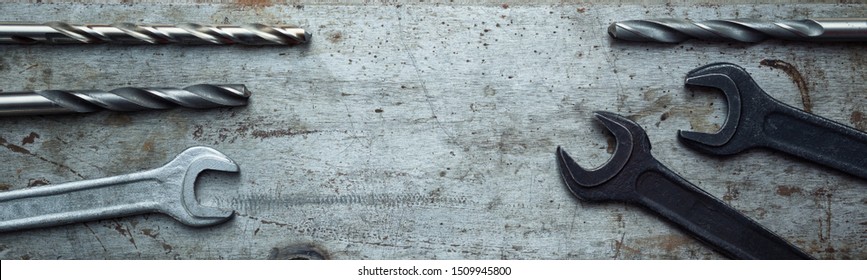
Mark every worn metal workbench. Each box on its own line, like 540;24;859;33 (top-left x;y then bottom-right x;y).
0;0;864;259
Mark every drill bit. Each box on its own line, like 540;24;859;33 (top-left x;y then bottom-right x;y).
0;22;310;45
0;84;251;116
608;18;867;43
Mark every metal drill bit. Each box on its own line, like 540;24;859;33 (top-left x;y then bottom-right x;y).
0;84;250;116
0;22;310;45
608;18;867;43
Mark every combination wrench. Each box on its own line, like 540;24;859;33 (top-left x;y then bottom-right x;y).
556;111;812;259
0;146;239;232
679;62;867;180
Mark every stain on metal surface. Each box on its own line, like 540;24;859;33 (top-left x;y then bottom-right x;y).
812;188;833;234
0;136;31;155
103;114;133;126
776;185;803;197
141;228;175;253
235;0;272;7
26;178;49;187
0;135;84;179
328;32;344;43
627;88;719;133
616;234;698;259
760;59;812;113
21;132;39;145
268;244;329;260
851;111;866;131
722;185;739;202
251;128;321;139
141;139;155;152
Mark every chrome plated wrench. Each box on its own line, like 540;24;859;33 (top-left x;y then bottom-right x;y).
0;146;239;232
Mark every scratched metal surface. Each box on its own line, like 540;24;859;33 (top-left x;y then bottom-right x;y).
0;2;865;260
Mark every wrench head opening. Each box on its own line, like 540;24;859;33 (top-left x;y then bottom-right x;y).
678;63;745;153
556;111;650;201
162;146;239;227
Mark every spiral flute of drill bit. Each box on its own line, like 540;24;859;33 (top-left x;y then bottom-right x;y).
0;84;251;116
608;18;867;43
0;22;310;45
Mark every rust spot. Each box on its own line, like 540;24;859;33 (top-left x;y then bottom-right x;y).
27;178;49;187
776;185;803;197
812;187;831;198
141;228;158;238
251;128;319;139
235;0;272;6
722;185;739;201
851;111;865;131
21;132;40;145
327;32;343;43
656;235;692;252
577;7;586;13
0;136;32;155
113;223;129;236
192;125;204;139
141;139;155;152
501;4;509;9
760;59;812;113
103;113;132;126
0;183;10;191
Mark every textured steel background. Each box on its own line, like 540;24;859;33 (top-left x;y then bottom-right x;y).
0;1;865;259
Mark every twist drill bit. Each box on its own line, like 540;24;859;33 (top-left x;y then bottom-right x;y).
0;84;251;116
0;22;310;45
608;18;867;43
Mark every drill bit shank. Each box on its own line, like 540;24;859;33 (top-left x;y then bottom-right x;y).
608;18;867;43
0;22;310;45
0;84;250;116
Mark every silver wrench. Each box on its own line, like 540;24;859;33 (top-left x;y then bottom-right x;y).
0;146;239;232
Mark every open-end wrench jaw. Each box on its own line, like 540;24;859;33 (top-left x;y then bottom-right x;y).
157;146;239;227
677;63;753;154
679;62;867;180
556;111;650;202
555;111;813;259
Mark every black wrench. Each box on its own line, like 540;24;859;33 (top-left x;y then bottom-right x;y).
679;62;867;180
556;111;812;259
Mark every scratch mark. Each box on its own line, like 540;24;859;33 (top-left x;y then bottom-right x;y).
395;9;454;140
82;223;108;253
236;213;290;227
593;14;625;96
613;232;625;259
251;128;321;139
812;188;832;243
760;59;812;113
0;136;85;179
111;221;138;250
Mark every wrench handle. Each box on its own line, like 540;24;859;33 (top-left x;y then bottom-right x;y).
635;164;812;259
761;104;867;179
0;170;163;232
